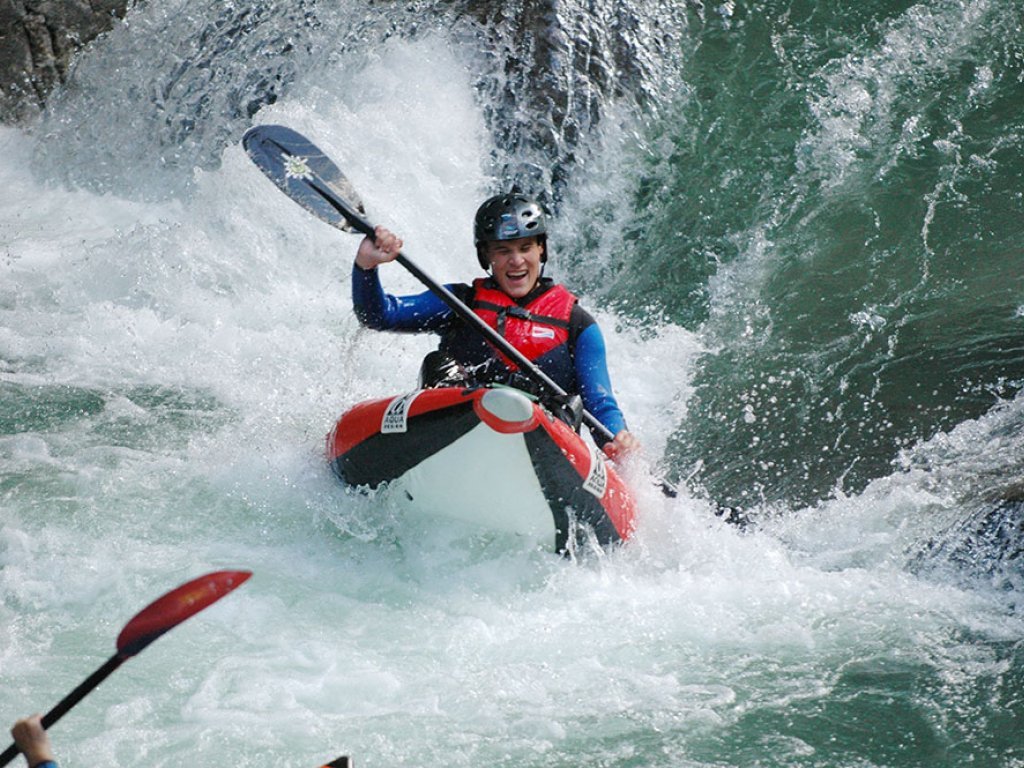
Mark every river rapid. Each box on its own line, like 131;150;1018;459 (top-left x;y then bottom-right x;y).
2;1;1023;766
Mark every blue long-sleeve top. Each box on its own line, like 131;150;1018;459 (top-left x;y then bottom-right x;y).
352;264;628;442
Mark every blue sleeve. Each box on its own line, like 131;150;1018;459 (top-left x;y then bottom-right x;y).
352;264;455;332
574;323;628;442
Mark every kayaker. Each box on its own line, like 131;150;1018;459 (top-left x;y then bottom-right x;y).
10;714;57;768
352;193;639;460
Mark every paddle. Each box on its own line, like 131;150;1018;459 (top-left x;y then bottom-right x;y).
241;124;616;445
0;569;252;767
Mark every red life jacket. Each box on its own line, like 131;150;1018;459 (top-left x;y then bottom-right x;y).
470;278;578;371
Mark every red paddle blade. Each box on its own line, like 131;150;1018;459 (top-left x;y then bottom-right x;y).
116;570;252;657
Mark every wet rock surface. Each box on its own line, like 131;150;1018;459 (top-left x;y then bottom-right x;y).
0;0;129;124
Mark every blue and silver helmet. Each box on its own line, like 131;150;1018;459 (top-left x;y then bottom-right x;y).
473;194;548;269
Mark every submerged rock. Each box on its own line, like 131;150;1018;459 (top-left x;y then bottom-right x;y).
913;489;1024;591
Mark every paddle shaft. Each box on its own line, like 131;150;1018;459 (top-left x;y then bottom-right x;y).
0;655;123;767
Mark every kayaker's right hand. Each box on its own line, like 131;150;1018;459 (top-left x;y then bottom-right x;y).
356;225;403;270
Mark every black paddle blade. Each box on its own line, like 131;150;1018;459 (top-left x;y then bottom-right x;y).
242;124;374;237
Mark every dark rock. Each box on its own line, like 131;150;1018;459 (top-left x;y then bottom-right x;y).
0;0;130;125
912;491;1024;592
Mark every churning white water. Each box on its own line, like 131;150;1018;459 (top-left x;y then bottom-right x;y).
2;28;1021;768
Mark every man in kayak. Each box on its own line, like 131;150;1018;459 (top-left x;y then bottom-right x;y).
352;193;639;460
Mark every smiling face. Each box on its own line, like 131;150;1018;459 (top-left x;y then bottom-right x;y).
485;236;545;299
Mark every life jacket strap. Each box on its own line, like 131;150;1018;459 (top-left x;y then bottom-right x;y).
473;299;572;337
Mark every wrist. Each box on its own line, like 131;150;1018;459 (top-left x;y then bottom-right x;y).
25;746;56;767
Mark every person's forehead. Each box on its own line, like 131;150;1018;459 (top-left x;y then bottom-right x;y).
488;237;537;249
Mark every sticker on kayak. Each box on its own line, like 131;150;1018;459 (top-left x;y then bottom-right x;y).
583;443;607;498
381;391;422;434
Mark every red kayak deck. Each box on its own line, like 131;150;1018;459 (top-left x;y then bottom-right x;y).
326;386;636;553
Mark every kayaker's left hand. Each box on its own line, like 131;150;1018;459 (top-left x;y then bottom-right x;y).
603;430;640;461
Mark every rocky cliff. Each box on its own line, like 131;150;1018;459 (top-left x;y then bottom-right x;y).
0;0;129;124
